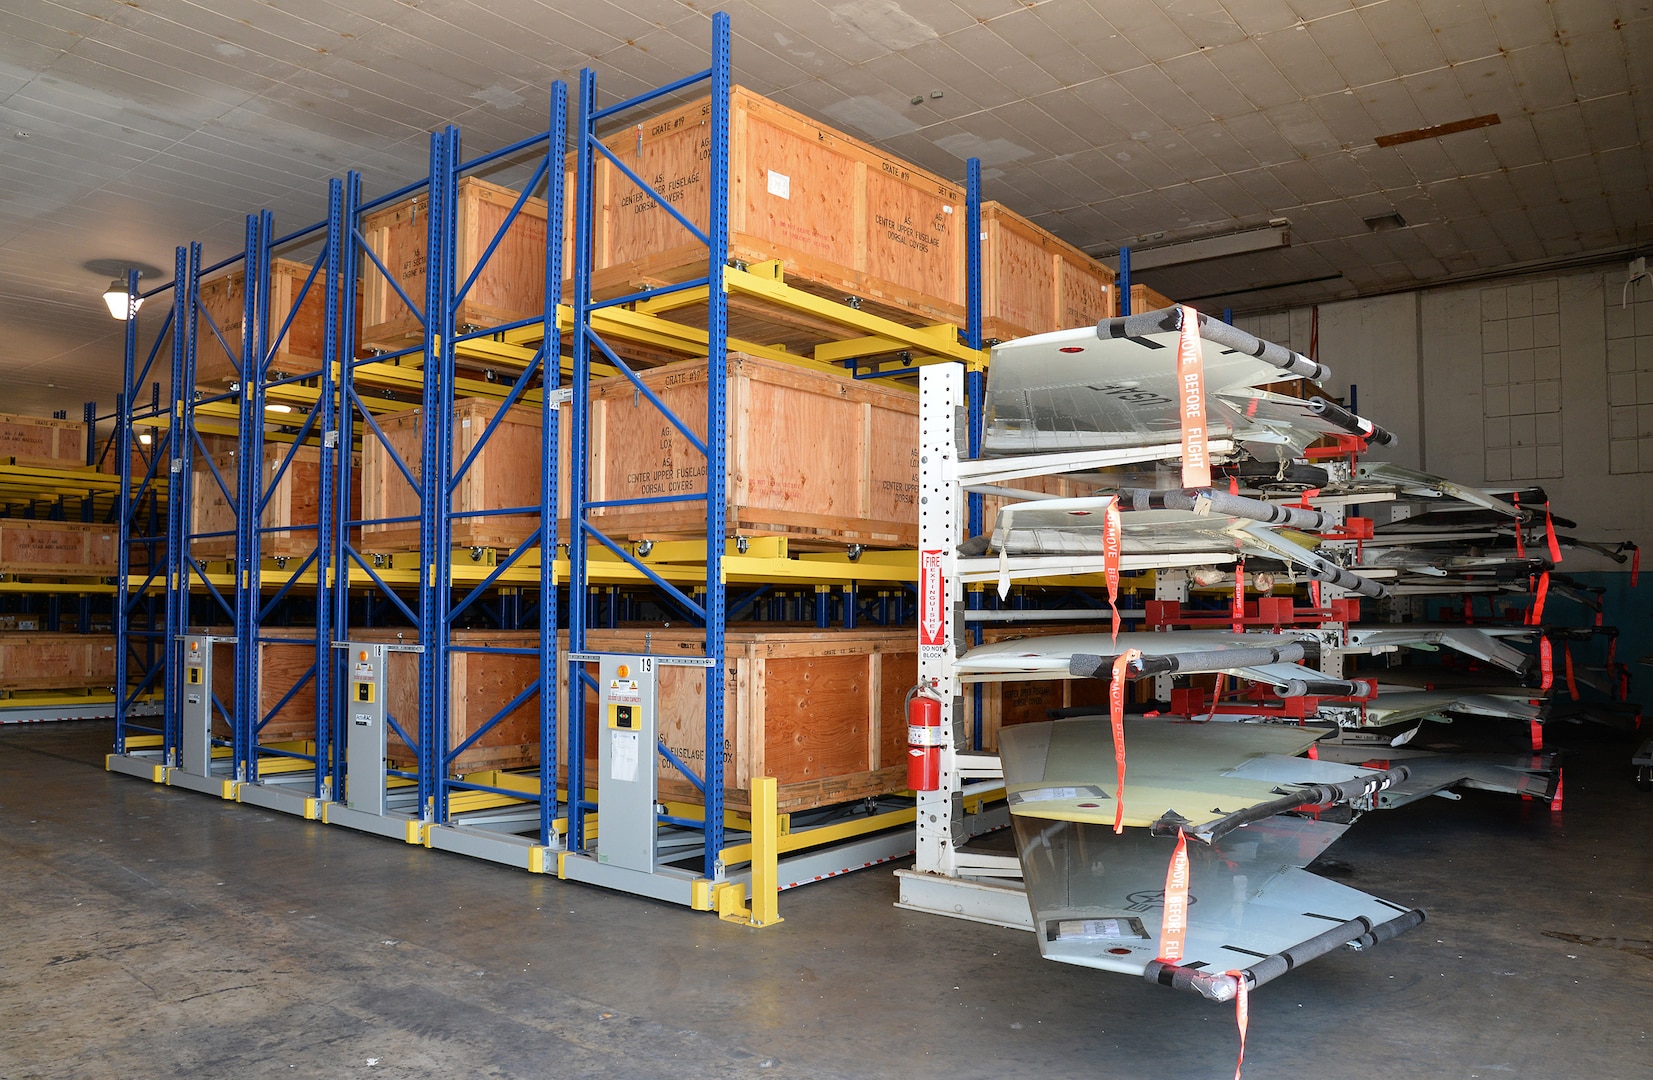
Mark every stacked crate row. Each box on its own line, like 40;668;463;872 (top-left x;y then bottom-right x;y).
189;85;1121;814
0;413;119;698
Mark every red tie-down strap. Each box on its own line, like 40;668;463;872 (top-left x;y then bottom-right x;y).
1176;305;1212;489
1563;644;1578;701
1544;504;1561;565
1225;970;1250;1080
1633;546;1641;588
1104;499;1122;644
1157;829;1190;964
1512;492;1525;559
1528;572;1550;627
1232;562;1246;634
1109;649;1142;834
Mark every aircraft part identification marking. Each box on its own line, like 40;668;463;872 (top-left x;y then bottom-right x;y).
919;549;945;647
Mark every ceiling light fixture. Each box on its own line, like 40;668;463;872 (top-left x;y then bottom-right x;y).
102;277;144;320
265;403;295;414
1113;220;1292;271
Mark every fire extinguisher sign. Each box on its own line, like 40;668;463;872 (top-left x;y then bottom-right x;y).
919;549;945;649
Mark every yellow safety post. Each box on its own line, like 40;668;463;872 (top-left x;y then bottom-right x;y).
748;775;783;927
719;775;784;928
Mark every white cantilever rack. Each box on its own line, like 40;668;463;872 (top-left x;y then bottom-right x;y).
895;362;1246;929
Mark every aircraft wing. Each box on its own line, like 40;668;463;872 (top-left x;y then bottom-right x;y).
1352;462;1524;519
1320;689;1544;728
980;308;1393;461
984;497;1388;598
1001;718;1424;998
957;630;1374;697
1343;625;1534;672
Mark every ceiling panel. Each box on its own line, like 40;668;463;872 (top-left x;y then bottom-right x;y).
0;0;1645;419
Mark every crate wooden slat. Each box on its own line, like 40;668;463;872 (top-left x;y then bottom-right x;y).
588;87;968;338
194;258;360;387
191;443;360;561
0;518;118;577
0;632;116;692
0;413;88;470
562;627;916;814
360;397;561;551
359;177;553;348
588;354;918;549
980;201;1115;342
1128;282;1177;315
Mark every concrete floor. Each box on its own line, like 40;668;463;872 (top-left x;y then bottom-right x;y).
2;720;1650;1080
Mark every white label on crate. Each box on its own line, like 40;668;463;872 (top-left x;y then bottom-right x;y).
766;170;790;199
461;418;472;429
610;729;640;782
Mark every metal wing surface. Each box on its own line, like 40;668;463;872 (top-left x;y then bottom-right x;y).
956;631;1359;696
987;497;1388;598
1001;719;1423;995
981;310;1339;458
1343;625;1534;672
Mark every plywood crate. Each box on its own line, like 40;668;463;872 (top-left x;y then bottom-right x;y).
0;518;118;578
588;353;918;548
191;442;360;561
587;87;968;339
0;413;88;470
359;176;555;348
980;201;1115;341
359;629;544;774
968;624;1112;752
205;628;323;743
0;632;116;692
360;397;562;551
1127;282;1177;315
562;627;917;814
194;257;360;387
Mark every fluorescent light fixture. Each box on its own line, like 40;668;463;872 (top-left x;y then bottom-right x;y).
102;278;143;320
1117;222;1291;271
137;432;153;446
265;403;295;414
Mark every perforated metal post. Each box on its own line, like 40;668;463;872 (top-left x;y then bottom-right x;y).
567;68;598;853
540;81;568;849
702;10;732;878
232;212;271;785
418;127;460;823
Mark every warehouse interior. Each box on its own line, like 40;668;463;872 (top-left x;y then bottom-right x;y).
2;2;1650;1077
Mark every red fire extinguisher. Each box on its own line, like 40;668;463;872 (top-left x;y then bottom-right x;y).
906;685;945;791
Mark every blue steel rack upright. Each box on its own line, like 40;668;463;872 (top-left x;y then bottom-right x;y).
565;17;735;884
325;83;568;867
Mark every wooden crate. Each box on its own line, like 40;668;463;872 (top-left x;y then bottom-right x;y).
191;443;360;561
563;627;916;814
194;258;360;386
980;201;1115;342
0;413;88;470
588;87;968;338
588;354;918;548
1127;282;1177;315
0;632;116;692
206;629;323;742
368;629;544;774
360;397;559;551
0;518;118;578
359;176;553;348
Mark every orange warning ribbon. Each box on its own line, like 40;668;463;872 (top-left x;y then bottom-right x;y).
1176;305;1212;489
1104;498;1123;644
1563;643;1578;701
1511;492;1525;559
1226;969;1250;1080
1543;504;1561;564
1109;649;1141;834
1231;561;1245;634
1157;828;1191;963
1538;637;1553;691
1528;571;1549;626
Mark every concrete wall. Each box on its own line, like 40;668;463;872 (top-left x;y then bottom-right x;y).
1235;267;1653;576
